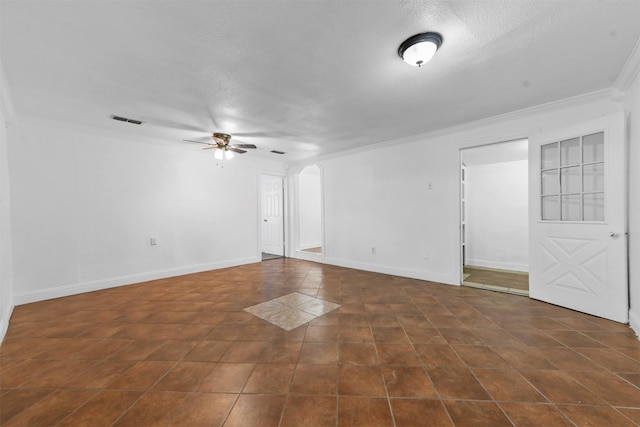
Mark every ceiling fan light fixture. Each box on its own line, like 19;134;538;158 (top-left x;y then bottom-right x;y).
214;149;224;160
224;150;235;160
213;132;231;145
398;32;443;67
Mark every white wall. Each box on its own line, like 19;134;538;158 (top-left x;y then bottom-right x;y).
319;91;623;285
8;118;285;304
298;165;322;249
624;62;640;336
466;160;529;272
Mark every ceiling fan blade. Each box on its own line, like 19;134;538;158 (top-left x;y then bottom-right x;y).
202;146;216;150
234;143;257;149
229;147;247;154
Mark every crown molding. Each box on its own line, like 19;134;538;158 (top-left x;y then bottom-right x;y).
614;36;640;93
19;114;189;149
16;115;287;169
296;88;612;166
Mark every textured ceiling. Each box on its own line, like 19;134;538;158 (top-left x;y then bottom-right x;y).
2;1;639;162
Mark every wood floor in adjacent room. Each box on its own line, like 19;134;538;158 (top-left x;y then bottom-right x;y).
463;266;529;296
1;259;639;426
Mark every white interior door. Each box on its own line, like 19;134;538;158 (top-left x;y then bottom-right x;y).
528;112;627;323
261;175;284;256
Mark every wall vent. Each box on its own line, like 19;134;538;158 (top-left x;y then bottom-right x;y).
111;115;143;125
270;150;286;155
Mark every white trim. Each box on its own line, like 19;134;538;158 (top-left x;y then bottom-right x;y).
614;37;640;93
629;309;640;340
0;59;14;344
465;258;529;273
14;256;259;306
0;62;16;123
19;115;205;150
17;115;288;170
0;303;14;343
290;163;325;260
300;243;322;250
323;257;455;285
290;89;611;166
294;250;323;263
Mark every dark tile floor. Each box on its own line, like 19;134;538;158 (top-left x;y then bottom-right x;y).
1;259;639;426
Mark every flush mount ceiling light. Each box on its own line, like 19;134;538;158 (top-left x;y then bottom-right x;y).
398;32;443;67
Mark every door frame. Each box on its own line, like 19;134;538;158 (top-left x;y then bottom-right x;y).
458;136;531;288
290;163;325;262
258;171;287;259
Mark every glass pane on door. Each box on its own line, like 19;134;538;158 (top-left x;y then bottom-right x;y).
561;194;581;221
541;170;559;195
583;193;604;221
540;131;605;222
583;163;604;192
583;132;604;163
561;138;580;166
542;196;560;220
541;143;559;169
560;166;581;193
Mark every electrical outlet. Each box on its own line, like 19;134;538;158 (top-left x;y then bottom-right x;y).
371;247;377;255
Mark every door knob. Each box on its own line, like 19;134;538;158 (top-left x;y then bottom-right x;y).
263;219;267;222
609;232;618;238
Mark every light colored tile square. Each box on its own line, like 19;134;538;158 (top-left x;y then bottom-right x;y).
244;300;290;318
297;299;340;316
264;309;317;331
243;292;341;331
271;292;315;308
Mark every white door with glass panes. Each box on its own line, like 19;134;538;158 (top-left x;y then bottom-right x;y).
529;112;627;323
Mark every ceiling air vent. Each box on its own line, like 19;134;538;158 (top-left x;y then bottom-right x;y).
270;150;285;155
111;114;143;125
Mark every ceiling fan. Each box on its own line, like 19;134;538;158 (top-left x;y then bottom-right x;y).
183;132;257;160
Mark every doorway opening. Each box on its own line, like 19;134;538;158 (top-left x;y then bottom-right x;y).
297;165;323;258
261;174;285;261
460;139;529;295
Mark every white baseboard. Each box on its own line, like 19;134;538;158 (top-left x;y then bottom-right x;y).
294;250;323;263
323;257;456;285
300;243;322;250
466;258;529;273
0;301;14;344
13;256;260;306
629;309;640;340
